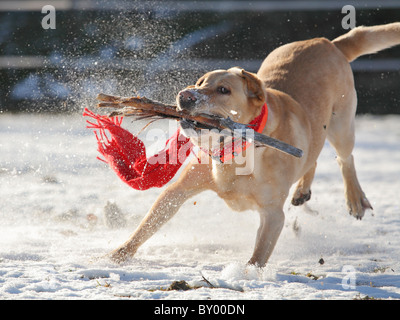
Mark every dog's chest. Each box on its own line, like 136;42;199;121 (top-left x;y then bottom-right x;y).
211;144;260;183
211;159;260;211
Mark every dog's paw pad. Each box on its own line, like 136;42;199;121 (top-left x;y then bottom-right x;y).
291;190;312;206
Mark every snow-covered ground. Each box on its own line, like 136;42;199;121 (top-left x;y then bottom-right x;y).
1;111;400;300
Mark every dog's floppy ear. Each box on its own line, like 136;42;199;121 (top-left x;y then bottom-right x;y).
240;69;265;103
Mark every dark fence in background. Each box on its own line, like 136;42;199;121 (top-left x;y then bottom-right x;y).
0;0;399;114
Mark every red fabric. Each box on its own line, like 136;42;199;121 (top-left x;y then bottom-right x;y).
83;103;267;190
83;108;193;190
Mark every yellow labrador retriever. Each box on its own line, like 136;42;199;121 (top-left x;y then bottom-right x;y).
111;23;400;267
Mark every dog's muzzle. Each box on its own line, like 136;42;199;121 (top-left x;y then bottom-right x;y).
177;89;198;111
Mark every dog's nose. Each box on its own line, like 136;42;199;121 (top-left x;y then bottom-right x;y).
177;90;197;110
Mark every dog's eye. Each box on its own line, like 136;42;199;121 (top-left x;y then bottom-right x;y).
217;86;230;94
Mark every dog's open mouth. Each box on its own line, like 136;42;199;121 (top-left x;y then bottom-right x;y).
180;118;214;131
179;119;211;139
179;117;236;156
179;112;225;137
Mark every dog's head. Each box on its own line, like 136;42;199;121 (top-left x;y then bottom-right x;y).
177;67;265;126
177;67;266;163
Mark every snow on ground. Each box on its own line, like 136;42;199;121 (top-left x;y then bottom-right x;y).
0;111;400;300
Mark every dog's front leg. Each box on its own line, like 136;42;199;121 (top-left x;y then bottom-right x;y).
110;162;212;263
109;184;190;263
248;206;285;267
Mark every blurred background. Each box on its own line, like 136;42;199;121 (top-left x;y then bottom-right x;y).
0;0;399;114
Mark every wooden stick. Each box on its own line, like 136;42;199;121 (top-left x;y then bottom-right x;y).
96;93;303;158
97;93;224;129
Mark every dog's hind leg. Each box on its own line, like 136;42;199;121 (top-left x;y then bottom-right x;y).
291;161;317;206
327;92;372;220
335;153;372;220
109;161;212;263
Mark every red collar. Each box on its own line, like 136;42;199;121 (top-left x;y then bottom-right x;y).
248;102;269;133
210;102;268;163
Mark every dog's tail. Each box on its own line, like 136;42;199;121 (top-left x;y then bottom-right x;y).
332;22;400;62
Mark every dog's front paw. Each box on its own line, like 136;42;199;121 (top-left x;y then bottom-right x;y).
109;246;134;264
347;196;373;220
